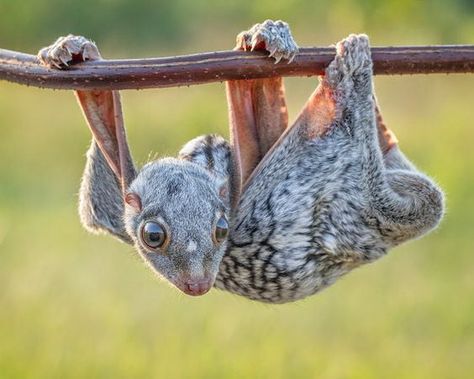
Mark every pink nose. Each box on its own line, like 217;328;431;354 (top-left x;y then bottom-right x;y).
181;278;213;296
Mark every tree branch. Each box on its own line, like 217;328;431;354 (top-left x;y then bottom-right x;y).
1;45;473;91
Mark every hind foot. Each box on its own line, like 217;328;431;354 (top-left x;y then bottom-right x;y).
325;34;372;91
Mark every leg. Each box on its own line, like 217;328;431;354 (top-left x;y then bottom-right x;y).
226;20;298;189
323;35;444;246
39;35;134;243
241;33;443;250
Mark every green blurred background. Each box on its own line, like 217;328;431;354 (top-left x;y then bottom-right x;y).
1;1;473;378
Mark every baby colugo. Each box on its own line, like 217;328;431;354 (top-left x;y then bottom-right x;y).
39;20;444;303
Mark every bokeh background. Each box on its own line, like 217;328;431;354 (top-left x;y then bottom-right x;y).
1;1;473;378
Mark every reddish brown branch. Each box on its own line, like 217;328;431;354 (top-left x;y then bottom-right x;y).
1;45;474;90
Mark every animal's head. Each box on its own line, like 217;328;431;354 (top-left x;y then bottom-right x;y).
124;159;230;295
76;90;230;296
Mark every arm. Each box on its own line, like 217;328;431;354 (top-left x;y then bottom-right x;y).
226;20;298;195
39;35;137;243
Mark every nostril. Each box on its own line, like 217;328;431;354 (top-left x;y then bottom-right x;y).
183;279;212;296
186;282;200;293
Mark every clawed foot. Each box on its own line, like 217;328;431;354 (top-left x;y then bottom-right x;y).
38;35;101;69
235;19;299;63
336;34;372;75
325;34;372;87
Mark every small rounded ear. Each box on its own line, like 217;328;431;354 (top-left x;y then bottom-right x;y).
219;183;228;200
125;192;142;211
217;179;230;203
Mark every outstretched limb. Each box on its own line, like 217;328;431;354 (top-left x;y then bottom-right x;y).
313;35;444;246
226;20;298;196
39;36;136;243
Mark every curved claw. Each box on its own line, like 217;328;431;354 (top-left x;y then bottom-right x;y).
38;34;101;69
235;19;299;64
268;46;278;57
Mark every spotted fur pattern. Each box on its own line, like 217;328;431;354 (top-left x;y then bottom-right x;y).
40;24;444;303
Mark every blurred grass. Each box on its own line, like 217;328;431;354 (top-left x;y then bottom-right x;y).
1;1;474;378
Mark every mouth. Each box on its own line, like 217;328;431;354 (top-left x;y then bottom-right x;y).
174;277;214;296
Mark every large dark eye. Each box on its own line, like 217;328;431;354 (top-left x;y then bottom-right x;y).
214;216;229;244
141;221;168;250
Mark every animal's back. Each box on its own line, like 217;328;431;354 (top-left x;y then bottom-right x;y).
216;125;388;303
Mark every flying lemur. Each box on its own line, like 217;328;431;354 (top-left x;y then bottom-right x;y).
39;20;444;303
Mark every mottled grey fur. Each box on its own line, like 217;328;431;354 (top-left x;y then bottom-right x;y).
81;134;233;291
214;29;444;303
39;21;444;303
124;154;231;290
